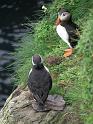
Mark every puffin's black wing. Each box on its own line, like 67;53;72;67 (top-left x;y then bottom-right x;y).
40;73;52;103
48;74;52;90
45;73;52;90
64;22;80;48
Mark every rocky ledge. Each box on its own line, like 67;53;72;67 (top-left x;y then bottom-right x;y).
0;86;66;124
0;87;83;124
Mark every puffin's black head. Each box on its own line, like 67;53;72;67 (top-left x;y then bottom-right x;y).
58;8;71;22
32;55;44;69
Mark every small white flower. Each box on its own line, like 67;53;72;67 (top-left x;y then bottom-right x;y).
42;5;47;12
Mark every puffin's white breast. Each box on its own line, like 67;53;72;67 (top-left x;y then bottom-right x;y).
44;66;50;73
56;25;71;48
56;25;69;42
29;68;32;76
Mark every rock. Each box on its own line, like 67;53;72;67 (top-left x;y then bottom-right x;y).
0;87;83;124
31;101;51;112
32;95;65;111
0;87;65;124
46;94;65;110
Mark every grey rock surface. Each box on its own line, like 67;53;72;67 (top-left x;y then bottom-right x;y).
32;94;65;111
0;87;66;124
0;87;83;124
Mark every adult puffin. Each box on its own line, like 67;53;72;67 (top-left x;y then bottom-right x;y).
28;54;52;111
55;8;79;57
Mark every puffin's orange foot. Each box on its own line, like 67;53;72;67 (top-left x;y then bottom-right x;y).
63;48;73;57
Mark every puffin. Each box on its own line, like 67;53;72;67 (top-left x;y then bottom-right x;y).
55;8;79;57
28;54;52;111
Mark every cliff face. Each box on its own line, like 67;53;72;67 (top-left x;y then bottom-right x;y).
0;87;83;124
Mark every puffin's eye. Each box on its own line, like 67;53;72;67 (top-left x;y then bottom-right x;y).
62;13;66;16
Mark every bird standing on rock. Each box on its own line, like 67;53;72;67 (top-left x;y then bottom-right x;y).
28;55;52;112
55;8;79;57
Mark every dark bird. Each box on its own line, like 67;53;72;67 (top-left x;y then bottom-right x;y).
55;8;80;57
28;54;52;111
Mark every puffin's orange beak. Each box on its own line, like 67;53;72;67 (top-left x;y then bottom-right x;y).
55;17;61;26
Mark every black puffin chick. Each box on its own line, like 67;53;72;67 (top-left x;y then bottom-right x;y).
28;54;52;111
55;8;79;57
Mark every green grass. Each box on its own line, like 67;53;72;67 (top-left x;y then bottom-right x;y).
13;0;93;123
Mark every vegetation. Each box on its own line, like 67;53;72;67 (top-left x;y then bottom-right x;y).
14;0;93;123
